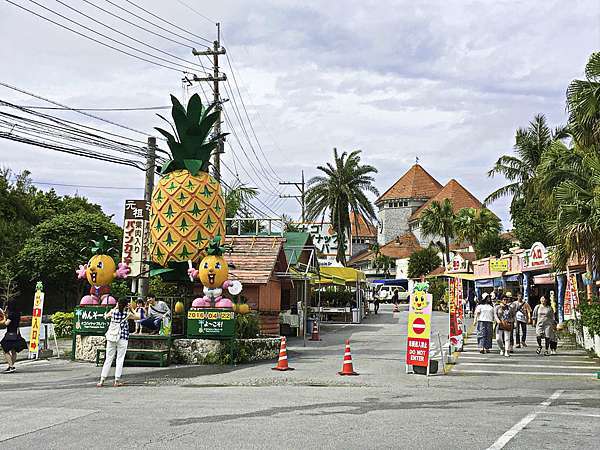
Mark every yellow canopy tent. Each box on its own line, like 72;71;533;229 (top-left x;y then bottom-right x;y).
319;267;366;285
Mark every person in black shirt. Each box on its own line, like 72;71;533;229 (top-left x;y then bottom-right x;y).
0;299;27;373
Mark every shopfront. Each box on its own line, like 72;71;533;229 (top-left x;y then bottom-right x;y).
521;242;556;308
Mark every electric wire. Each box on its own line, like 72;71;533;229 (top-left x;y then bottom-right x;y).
19;105;170;111
173;0;216;25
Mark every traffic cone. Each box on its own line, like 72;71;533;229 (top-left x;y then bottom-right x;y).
272;336;294;371
338;339;359;376
309;320;321;341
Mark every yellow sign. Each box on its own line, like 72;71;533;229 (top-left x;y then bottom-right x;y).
490;259;509;272
187;310;233;320
28;290;45;358
407;312;431;339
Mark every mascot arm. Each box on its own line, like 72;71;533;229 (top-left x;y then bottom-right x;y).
76;264;88;279
115;262;130;279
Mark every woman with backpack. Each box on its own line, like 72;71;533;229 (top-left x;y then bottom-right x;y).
514;294;532;348
532;296;557;356
97;297;141;387
0;299;28;373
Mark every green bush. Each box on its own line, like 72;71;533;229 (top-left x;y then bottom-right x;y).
315;290;354;306
578;301;600;337
236;313;260;339
429;279;448;312
51;312;74;338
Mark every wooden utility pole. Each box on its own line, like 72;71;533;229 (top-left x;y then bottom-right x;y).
279;170;306;222
139;136;156;298
192;24;226;181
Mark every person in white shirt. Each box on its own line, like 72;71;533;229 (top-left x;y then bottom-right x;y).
473;293;495;353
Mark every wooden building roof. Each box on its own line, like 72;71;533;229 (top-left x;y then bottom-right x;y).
223;236;287;285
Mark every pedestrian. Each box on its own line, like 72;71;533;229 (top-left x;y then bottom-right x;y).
0;299;28;373
473;293;494;353
134;298;147;335
97;297;141;387
139;293;170;334
494;295;515;357
514;294;532;348
373;296;380;314
532;296;558;356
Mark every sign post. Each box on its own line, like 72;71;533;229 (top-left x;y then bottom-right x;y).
28;282;45;359
121;200;150;294
405;290;432;373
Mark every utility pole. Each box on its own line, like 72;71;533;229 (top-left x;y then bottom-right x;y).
192;24;227;181
139;136;156;298
279;170;306;222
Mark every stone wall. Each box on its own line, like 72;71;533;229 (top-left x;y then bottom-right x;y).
73;335;280;365
378;200;426;245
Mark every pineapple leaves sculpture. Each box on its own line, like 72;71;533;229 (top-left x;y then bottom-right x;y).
149;94;226;273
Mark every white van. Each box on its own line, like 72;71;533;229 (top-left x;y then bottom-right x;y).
375;285;410;303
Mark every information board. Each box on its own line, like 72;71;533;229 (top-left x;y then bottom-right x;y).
187;308;235;338
406;291;432;368
73;307;110;334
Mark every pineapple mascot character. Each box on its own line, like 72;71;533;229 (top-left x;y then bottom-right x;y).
76;236;129;306
149;94;226;279
187;237;242;308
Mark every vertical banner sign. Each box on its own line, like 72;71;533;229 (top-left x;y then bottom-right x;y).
570;274;580;315
449;278;463;350
121;200;150;278
406;291;432;367
564;271;574;320
28;286;45;359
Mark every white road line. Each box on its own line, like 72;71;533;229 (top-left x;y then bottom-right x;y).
540;411;600;418
459;356;599;364
455;369;596;377
487;390;563;450
459;362;600;370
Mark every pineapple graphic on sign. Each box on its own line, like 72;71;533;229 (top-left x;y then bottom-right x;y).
150;94;226;269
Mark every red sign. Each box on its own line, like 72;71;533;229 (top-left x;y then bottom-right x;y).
406;337;430;367
412;317;426;335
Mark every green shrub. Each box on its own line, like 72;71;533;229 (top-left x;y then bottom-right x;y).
236;313;260;339
315;290;354;306
429;278;448;312
578;301;600;337
51;312;74;338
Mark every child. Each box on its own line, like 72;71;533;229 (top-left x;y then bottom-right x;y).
134;299;147;334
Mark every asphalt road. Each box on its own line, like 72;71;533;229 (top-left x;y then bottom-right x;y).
0;304;598;449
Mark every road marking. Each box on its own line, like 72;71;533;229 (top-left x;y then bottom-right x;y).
460;350;589;357
455;369;596;377
540;411;600;418
487;390;563;450
459;362;600;370
459;356;599;364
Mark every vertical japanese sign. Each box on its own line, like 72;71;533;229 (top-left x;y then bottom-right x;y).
449;278;463;350
570;273;580;315
406;290;432;368
121;200;150;278
564;271;575;320
28;285;45;359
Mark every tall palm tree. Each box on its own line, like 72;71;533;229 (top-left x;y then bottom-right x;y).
419;198;456;265
567;52;600;149
485;114;567;207
305;148;379;265
454;207;501;247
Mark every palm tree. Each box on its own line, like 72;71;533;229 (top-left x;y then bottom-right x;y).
225;183;258;219
485;114;567;207
567;52;600;149
305;148;379;265
419;198;456;265
454;207;501;247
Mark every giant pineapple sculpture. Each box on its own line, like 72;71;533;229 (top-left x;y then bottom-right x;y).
150;94;226;271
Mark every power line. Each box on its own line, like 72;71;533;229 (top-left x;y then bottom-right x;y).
10;177;144;191
19;105;170;111
103;0;211;46
173;0;216;25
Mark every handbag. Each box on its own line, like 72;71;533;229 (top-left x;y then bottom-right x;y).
105;313;122;343
499;320;513;331
3;330;28;352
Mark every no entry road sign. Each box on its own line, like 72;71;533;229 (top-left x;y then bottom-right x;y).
412;317;426;335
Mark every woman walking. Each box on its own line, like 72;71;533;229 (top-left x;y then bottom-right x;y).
473;294;494;353
494;295;515;357
532;296;557;356
98;298;140;387
514;294;532;348
0;299;28;373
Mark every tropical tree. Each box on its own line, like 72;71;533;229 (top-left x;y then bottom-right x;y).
474;233;512;259
305;148;379;265
408;246;442;279
225;183;258;219
454;207;501;246
419;199;456;264
566;51;600;149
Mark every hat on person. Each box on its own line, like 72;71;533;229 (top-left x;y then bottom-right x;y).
482;292;489;300
505;291;513;298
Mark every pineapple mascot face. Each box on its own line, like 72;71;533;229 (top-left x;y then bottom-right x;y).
149;94;226;278
188;237;241;309
76;236;129;306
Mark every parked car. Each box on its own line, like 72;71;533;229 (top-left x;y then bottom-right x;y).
375;285;410;303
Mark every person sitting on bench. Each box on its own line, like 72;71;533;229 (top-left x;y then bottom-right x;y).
139;294;170;333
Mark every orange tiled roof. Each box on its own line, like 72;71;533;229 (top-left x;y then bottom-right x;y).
410;179;483;221
427;266;446;277
376;164;443;204
455;251;477;262
348;232;423;265
223;236;287;285
349;212;377;237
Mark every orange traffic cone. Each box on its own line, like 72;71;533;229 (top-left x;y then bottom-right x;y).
309;320;321;341
338;339;359;376
272;336;294;371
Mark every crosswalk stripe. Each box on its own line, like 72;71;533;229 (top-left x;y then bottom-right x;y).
454;369;596;377
459;356;598;364
459;362;600;370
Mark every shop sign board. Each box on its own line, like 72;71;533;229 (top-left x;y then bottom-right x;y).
28;288;45;358
447;255;469;273
449;278;464;350
73;307;109;334
187;308;235;338
522;242;550;270
121;200;150;278
490;259;509;272
296;222;351;266
406;291;432;367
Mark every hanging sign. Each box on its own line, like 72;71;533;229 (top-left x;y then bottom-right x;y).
449;278;464;350
121;200;150;278
406;290;432;367
490;259;509;272
564;273;574;321
28;283;45;359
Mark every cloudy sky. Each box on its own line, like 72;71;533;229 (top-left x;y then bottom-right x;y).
1;0;599;229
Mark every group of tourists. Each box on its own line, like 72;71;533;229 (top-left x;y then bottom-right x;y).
473;291;558;357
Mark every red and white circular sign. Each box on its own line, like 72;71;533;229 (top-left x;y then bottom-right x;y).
412;317;426;335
